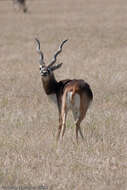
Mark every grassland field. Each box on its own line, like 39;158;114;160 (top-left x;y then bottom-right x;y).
0;0;127;189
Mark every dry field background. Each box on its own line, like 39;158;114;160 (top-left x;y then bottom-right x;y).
0;0;127;189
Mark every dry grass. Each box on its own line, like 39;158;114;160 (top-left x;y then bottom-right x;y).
0;0;127;189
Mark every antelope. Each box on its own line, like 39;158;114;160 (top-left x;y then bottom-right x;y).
35;39;93;143
13;0;27;13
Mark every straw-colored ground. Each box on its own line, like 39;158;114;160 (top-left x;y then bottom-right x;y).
0;0;127;189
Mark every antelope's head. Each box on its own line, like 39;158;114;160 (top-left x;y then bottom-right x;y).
35;38;68;80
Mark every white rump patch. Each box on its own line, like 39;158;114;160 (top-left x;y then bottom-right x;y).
66;92;80;123
66;92;80;109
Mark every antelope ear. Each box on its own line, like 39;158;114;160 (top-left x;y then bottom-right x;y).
50;63;63;71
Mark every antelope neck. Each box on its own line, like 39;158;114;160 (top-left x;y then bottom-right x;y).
41;73;58;95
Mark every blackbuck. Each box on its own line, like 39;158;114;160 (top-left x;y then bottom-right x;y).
13;0;27;13
35;39;93;143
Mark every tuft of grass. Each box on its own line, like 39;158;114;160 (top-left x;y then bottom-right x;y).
0;97;8;108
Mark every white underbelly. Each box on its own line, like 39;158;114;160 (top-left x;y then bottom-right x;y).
47;92;80;112
47;94;57;105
